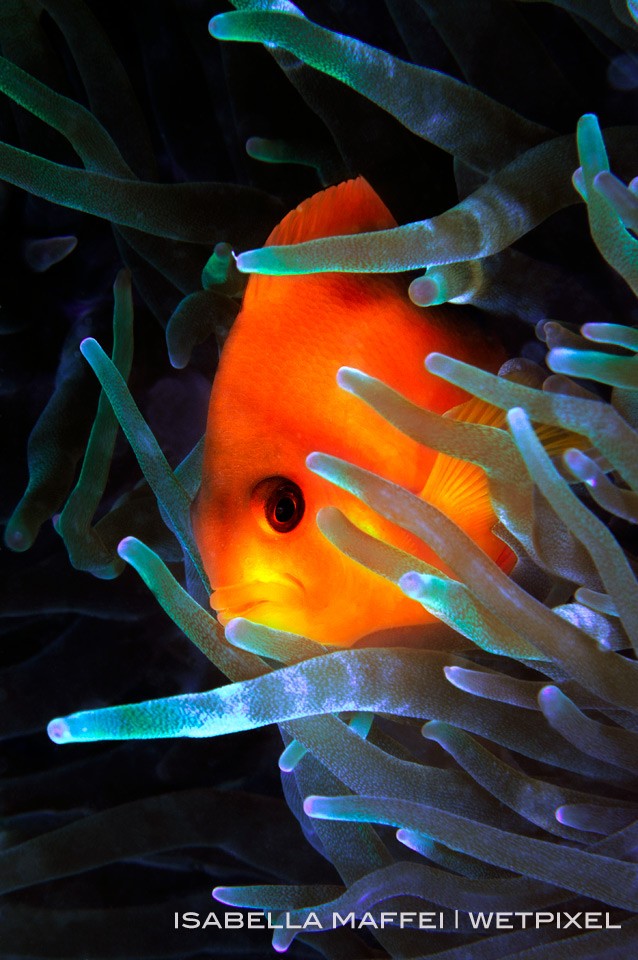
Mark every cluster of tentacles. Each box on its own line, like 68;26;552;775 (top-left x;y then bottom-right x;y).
2;2;638;959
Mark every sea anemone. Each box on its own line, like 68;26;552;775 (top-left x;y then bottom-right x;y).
2;2;638;959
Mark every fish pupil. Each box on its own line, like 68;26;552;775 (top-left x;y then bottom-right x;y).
264;479;305;533
275;496;295;523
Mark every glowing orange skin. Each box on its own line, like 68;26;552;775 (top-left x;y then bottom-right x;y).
192;179;510;646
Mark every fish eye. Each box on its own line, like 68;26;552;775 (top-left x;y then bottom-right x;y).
255;477;305;533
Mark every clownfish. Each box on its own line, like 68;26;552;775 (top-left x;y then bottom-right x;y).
192;177;515;647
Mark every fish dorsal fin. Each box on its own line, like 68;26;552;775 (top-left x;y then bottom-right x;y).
243;177;397;308
265;176;397;248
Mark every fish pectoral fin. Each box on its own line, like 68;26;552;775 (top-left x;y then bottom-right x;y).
533;422;589;457
419;394;583;571
444;395;507;428
420;451;495;546
422;397;512;567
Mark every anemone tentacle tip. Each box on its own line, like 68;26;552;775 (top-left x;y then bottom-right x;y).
234;250;257;273
423;351;446;369
421;719;446;739
316;504;341;527
398;571;424;598
208;15;231;39
537;684;559;704
409;275;439;306
116;536;137;558
336;366;365;390
4;522;28;552
508;404;526;417
303;795;322;817
563;447;584;464
572;166;587;200
442;666;465;690
306;451;327;472
79;336;98;357
212;886;233;904
506;406;527;430
47;717;71;744
223;617;248;643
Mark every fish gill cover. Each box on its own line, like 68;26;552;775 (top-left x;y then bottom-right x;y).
1;1;638;958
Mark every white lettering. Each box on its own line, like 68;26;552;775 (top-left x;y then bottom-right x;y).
201;912;222;929
469;912;493;929
514;912;534;928
225;912;244;928
536;913;555;926
333;912;355;927
173;908;624;933
358;912;379;928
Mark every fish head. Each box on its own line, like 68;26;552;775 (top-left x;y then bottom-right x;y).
191;356;436;647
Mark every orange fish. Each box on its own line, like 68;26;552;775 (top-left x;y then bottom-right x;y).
192;177;513;647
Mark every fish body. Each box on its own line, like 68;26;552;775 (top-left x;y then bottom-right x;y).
192;178;511;646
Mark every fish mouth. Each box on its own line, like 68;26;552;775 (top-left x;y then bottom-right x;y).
215;600;268;626
211;577;302;625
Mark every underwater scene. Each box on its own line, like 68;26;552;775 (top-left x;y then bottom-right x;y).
2;0;638;957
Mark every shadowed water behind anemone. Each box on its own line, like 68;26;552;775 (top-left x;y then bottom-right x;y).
1;2;638;959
